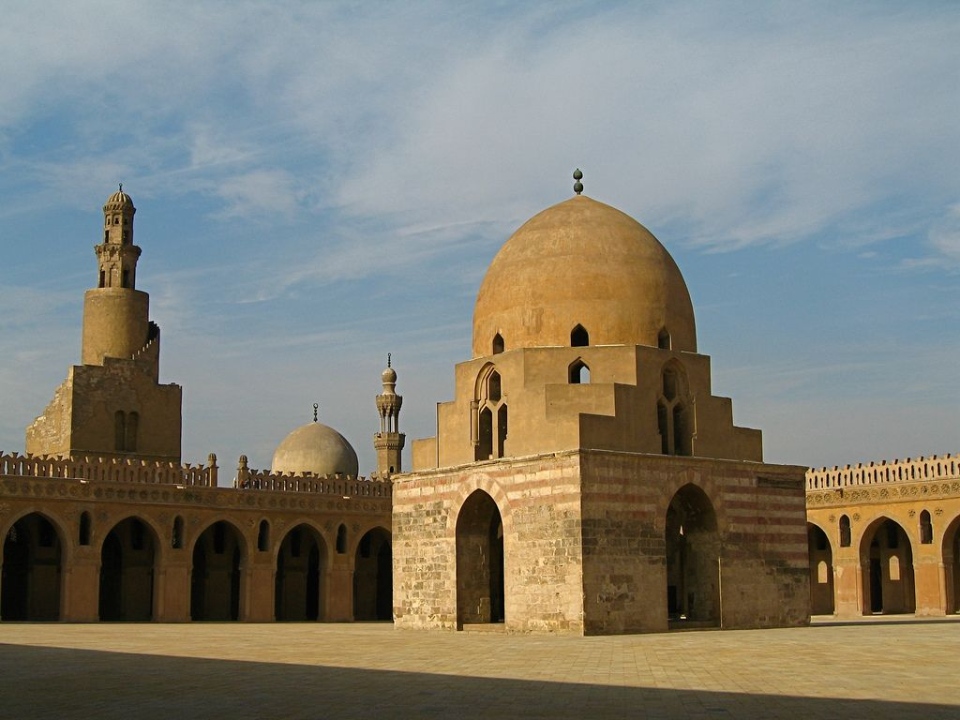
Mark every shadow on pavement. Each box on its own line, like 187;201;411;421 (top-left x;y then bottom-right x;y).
0;643;957;719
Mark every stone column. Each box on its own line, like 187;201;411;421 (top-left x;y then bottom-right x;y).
326;560;354;621
61;553;100;622
156;558;191;621
833;556;862;618
244;560;276;622
914;556;945;616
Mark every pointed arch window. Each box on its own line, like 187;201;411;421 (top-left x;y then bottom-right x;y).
79;512;92;546
657;361;692;456
172;516;184;549
919;510;933;544
492;333;504;355
257;520;270;552
114;411;126;452
568;359;590;384
571;324;589;347
125;412;139;452
473;366;508;461
839;515;851;547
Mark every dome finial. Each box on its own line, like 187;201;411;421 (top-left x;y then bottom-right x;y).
387;352;392;368
313;402;319;422
573;168;583;195
118;182;123;193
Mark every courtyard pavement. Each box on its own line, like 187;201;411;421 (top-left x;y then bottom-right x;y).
1;616;958;719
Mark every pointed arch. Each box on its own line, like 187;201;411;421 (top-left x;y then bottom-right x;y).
568;358;590;384
456;490;504;627
190;520;247;621
665;484;719;627
807;522;834;615
571;324;589;347
941;515;960;614
492;333;504;355
353;526;392;621
99;516;158;621
658;360;692;457
1;512;64;620
859;517;915;615
275;523;327;621
257;520;270;552
473;363;508;461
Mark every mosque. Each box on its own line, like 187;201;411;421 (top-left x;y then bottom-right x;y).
2;176;957;631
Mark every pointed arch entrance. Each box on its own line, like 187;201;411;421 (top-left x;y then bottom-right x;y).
99;517;157;621
275;524;325;621
191;520;244;621
860;518;915;615
1;513;62;621
353;527;392;621
665;484;720;627
807;523;834;615
456;490;504;627
942;517;960;614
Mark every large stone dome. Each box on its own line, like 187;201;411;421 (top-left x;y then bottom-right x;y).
272;421;359;478
472;194;697;356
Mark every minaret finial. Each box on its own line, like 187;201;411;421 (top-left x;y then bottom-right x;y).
119;182;123;193
387;353;392;368
313;402;319;422
573;168;583;196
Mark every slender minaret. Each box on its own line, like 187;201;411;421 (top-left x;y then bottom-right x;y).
374;354;405;475
81;185;155;374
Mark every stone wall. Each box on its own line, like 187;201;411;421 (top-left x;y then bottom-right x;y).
393;453;585;632
579;451;809;634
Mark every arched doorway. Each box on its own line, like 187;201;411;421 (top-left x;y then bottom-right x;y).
1;514;62;621
665;484;720;627
275;524;325;621
942;517;960;614
860;518;915;615
353;527;392;621
99;517;157;621
191;521;244;621
455;490;504;627
807;523;835;615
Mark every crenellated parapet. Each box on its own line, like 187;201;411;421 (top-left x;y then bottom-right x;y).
0;450;217;487
232;455;392;497
806;453;960;491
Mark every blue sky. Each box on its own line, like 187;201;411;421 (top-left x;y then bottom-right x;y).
1;1;957;478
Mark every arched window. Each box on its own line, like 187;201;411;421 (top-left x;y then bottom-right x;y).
497;404;508;458
658;328;671;350
336;524;347;554
474;366;508;462
839;515;851;547
172;516;184;549
114;411;126;451
920;510;933;544
492;334;504;355
125;412;139;452
568;359;590;384
657;361;691;456
257;520;270;552
79;512;91;546
571;324;589;347
488;372;501;402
